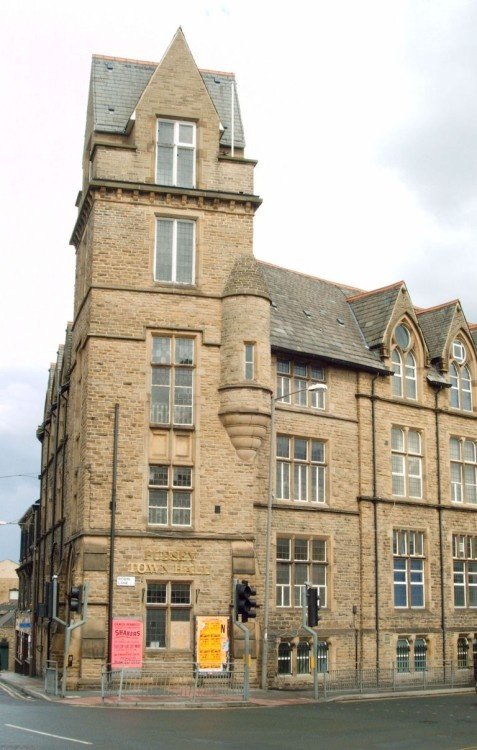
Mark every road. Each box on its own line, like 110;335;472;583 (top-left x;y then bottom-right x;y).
1;685;476;749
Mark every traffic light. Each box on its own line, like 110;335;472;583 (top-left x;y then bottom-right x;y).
68;585;83;616
235;581;258;623
306;586;320;627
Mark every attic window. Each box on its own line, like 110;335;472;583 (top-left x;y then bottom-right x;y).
108;105;115;112
214;77;221;84
337;318;345;327
106;62;114;70
271;301;278;309
303;310;312;319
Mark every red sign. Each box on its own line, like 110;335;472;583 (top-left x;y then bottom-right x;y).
111;619;143;669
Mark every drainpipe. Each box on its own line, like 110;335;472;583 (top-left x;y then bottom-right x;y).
434;387;447;667
371;374;380;672
47;393;62;661
107;404;120;670
59;383;70;560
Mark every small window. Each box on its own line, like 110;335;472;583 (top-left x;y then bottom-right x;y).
414;638;427;671
457;636;469;669
244;343;255;380
277;642;292;674
396;638;410;672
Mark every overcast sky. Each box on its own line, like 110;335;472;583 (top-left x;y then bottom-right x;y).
1;0;476;562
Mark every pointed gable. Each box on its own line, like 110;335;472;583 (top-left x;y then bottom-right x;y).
346;282;403;350
417;302;458;362
89;34;245;146
135;29;218;123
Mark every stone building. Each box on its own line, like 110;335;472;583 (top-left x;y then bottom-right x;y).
24;30;477;688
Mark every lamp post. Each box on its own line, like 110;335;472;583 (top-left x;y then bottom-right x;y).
261;381;327;689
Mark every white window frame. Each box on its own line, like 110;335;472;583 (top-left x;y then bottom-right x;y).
449;340;473;412
150;336;194;426
276;537;327;609
155;218;195;285
156;119;196;188
450;437;477;504
148;465;192;527
276;359;326;410
276;436;326;504
391;323;417;400
453;534;477;608
244;343;255;380
145;582;191;650
393;529;425;609
391;427;423;499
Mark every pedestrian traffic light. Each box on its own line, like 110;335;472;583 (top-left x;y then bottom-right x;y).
306;586;320;627
69;585;83;616
235;580;257;623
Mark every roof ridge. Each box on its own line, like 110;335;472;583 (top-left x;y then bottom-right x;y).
200;69;235;77
92;54;236;79
257;259;362;291
93;53;158;66
416;299;459;315
346;281;404;303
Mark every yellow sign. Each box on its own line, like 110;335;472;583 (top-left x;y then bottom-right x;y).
196;616;229;672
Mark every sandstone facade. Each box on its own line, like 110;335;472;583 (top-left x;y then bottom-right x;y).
19;30;477;688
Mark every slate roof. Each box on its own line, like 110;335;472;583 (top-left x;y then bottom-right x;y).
259;263;388;372
346;283;403;350
91;57;245;147
417;304;457;361
0;610;15;627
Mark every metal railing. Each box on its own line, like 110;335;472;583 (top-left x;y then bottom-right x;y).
321;663;475;699
101;662;246;704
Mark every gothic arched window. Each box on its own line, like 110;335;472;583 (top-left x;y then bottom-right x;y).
391;323;417;400
450;340;473;412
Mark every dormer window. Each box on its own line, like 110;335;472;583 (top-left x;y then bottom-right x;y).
391;323;417;400
156;120;196;188
450;339;472;411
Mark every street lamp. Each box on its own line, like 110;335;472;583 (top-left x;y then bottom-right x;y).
261;381;328;690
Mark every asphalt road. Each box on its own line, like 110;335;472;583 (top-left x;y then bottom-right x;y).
1;687;476;749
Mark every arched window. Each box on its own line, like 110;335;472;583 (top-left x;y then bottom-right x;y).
414;638;427;671
277;641;292;674
457;636;469;669
297;640;311;674
317;641;329;673
396;638;410;672
450;340;473;412
391;324;417;400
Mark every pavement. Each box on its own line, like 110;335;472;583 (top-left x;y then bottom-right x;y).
0;669;474;709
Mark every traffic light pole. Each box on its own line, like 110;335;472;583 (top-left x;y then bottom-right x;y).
302;585;319;700
233;581;250;701
51;577;89;697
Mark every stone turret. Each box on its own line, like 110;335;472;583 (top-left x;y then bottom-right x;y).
219;255;272;461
